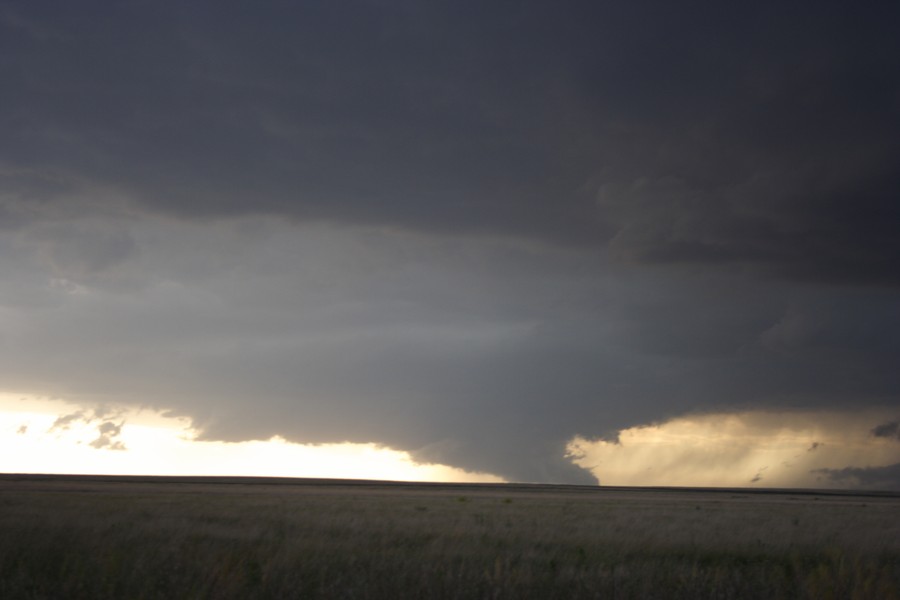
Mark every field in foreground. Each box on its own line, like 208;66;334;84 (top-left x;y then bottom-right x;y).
1;475;898;599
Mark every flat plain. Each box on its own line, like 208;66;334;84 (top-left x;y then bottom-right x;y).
0;474;898;599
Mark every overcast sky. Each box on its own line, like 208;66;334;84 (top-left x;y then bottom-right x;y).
1;1;899;485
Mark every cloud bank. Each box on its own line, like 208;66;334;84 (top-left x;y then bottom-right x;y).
1;1;898;483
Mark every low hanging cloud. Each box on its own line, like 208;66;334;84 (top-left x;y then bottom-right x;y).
813;464;900;491
1;215;895;482
871;421;900;441
49;411;88;432
568;410;900;488
48;407;128;452
1;2;899;483
89;421;127;451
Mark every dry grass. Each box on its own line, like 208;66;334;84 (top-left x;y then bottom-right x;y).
0;475;898;599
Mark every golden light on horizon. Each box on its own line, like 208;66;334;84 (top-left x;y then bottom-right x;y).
0;394;504;483
567;409;900;488
4;393;899;488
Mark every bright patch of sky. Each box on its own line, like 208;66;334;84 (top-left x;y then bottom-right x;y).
0;394;504;483
568;409;900;488
4;394;898;489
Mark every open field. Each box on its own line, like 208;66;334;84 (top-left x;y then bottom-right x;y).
1;475;898;599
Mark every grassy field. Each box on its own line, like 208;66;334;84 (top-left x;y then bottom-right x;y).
0;475;898;599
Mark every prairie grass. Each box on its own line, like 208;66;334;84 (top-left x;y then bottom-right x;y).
0;476;898;599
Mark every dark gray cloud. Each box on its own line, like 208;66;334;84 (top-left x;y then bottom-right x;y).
750;467;767;484
3;1;899;281
2;219;896;482
814;463;900;491
872;421;900;441
1;1;899;483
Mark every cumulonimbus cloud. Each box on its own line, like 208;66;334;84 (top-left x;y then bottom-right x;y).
1;1;899;483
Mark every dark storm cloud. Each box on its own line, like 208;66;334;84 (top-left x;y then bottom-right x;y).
3;1;899;282
28;222;137;280
2;220;896;483
2;1;900;483
814;463;900;491
872;421;900;441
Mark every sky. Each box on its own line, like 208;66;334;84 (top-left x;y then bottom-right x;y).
1;0;899;488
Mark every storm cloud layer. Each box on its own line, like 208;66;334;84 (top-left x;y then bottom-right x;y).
2;1;899;483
